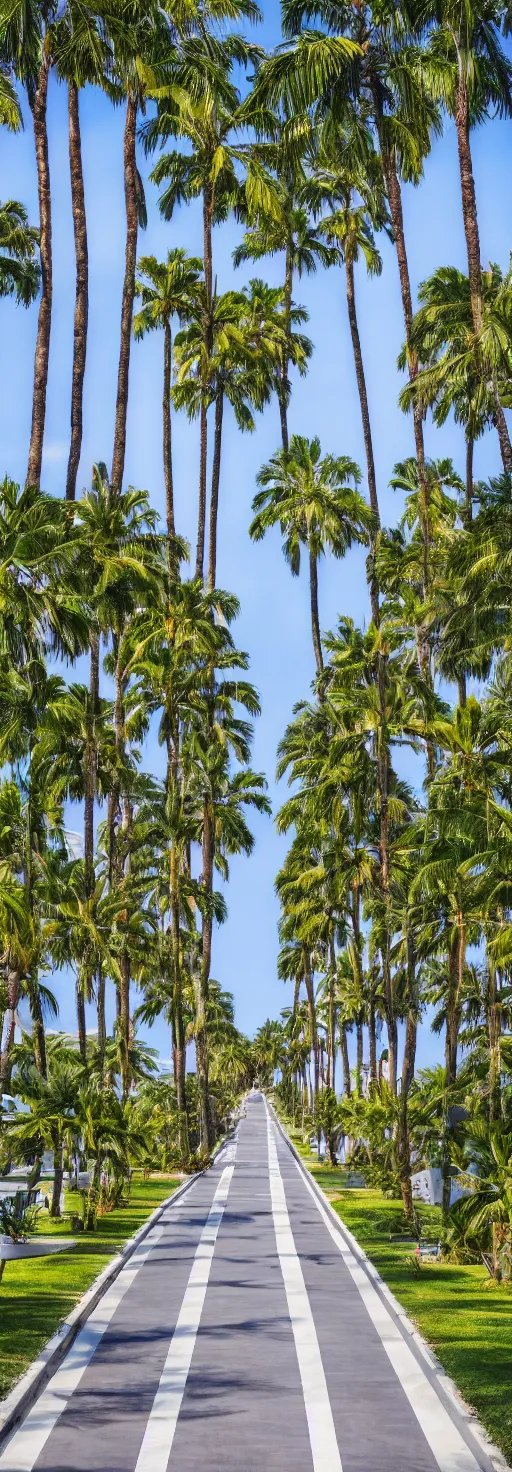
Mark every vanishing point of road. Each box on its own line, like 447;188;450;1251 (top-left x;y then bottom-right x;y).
0;1095;497;1472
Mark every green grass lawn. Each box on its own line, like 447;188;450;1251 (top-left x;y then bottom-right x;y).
0;1173;180;1401
286;1128;512;1464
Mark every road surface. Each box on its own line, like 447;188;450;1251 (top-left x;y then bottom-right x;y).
0;1094;497;1472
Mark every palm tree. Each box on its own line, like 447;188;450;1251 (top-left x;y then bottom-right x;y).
0;200;40;305
399;263;512;479
9;1054;83;1215
1;0;57;488
134;249;203;540
250;435;368;673
304;115;388;621
233;115;337;449
420;0;512;337
146;34;262;575
52;1;115;501
173;282;288;589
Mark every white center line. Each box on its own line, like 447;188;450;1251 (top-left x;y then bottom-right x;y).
134;1163;234;1472
289;1144;481;1472
266;1111;343;1472
0;1226;164;1472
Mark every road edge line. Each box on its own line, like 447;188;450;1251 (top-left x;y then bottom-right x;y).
268;1100;511;1472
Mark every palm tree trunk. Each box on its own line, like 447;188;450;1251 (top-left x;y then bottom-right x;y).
27;53;52;489
465;434;473;525
398;933;417;1220
0;966;21;1090
455;66;482;334
66;79;88;501
163;320;175;540
278;241;293;452
50;1134;64;1218
494;402;512;474
119;950;130;1099
442;926;464;1215
488;964;501;1122
381;142;430;594
309;547;323;674
195;404;208;580
207;389;223;592
111;95;138;496
76;979;87;1062
196;187;214;582
369;993;377;1085
356;1019;363;1091
170;844;190;1160
30;985;47;1078
345;253;381;626
198;802;214;1151
97;961;106;1066
340;1024;351;1097
86;630;99;893
203;189;213;311
304;950;319;1100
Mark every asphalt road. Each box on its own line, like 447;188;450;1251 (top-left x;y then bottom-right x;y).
0;1094;498;1472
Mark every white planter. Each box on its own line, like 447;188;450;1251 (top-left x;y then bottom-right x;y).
0;1236;76;1260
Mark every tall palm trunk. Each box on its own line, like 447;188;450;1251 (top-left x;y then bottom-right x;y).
494;403;512;474
309;547;323;674
340;1023;351;1097
465;434;474;526
327;934;337;1091
112;631;132;1098
453;65;512;472
85;632;98;896
344;232;394;1089
198;802;214;1152
196;405;208;580
442;921;465;1215
207;389;223;591
398;931;417;1220
50;1131;64;1218
455;66;482;333
488;964;501;1122
97;961;106;1067
278;241;293;452
30;985;47;1078
66;79;88;501
76;979;87;1062
356;1019;363;1090
0;965;21;1090
170;848;189;1160
111;95;138;496
163;320;175;539
345;252;380;625
303;949;319;1099
27;53;52;489
119;950;130;1100
196;189;214;581
368;992;377;1085
380;140;430;597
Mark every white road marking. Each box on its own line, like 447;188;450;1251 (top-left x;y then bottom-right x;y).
134;1164;234;1472
0;1227;164;1472
266;1112;343;1472
287;1141;481;1472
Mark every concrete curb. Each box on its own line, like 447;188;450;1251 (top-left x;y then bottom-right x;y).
0;1169;201;1452
269;1102;511;1472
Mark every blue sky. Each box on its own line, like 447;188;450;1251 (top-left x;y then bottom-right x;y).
2;3;512;1072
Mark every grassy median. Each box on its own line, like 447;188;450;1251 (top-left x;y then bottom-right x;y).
0;1173;180;1401
288;1133;512;1465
